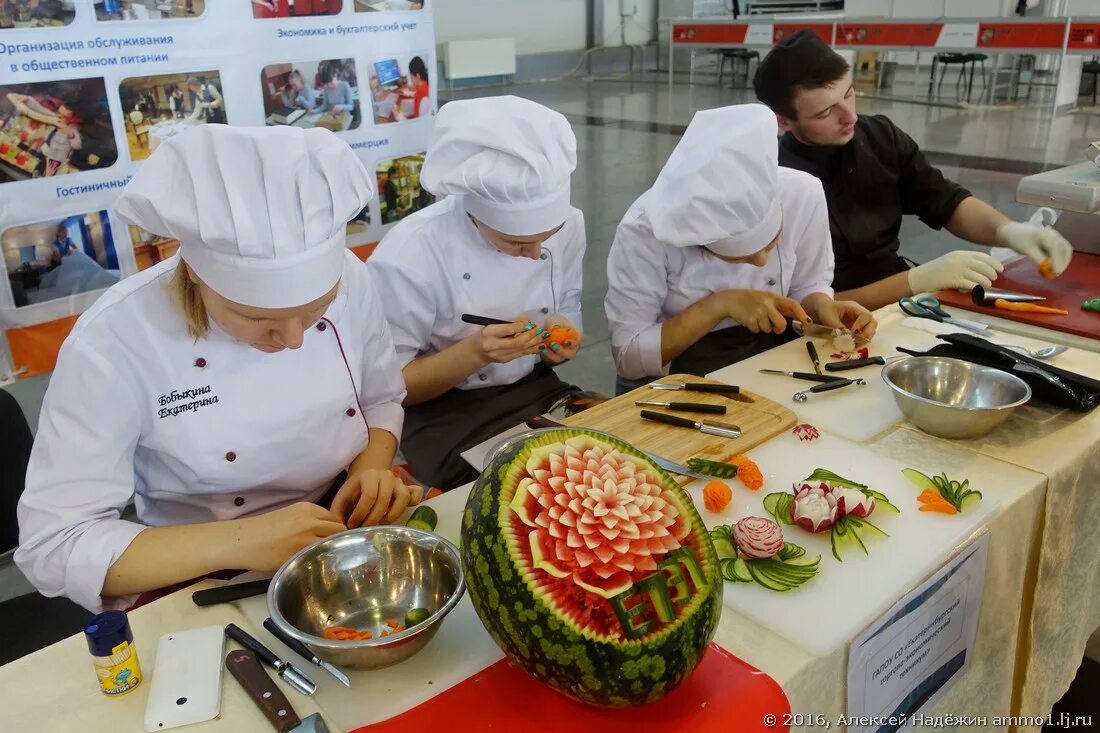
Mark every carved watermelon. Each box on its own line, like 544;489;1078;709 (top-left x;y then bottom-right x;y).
461;429;721;707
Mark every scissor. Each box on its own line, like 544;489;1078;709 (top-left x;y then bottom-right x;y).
898;295;990;335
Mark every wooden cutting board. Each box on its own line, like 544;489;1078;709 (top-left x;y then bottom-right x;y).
935;253;1100;341
559;374;798;467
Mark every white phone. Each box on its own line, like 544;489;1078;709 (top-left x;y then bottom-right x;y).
143;625;225;732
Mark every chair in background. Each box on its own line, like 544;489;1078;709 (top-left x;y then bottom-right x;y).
930;53;989;103
1083;56;1100;105
717;48;760;88
0;389;92;666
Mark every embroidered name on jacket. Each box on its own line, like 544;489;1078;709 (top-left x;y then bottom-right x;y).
157;385;219;419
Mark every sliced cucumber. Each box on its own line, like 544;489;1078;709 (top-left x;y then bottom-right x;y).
406;505;438;532
902;468;937;492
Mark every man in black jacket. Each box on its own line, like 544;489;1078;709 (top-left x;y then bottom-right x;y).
753;30;1073;309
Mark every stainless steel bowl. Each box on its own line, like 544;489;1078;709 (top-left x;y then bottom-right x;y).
267;526;465;670
882;356;1031;439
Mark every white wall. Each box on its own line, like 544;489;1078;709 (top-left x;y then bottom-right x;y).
845;0;1015;17
432;0;588;55
1067;0;1100;14
604;0;658;46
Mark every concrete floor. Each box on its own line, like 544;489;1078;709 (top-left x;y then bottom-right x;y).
2;73;1097;621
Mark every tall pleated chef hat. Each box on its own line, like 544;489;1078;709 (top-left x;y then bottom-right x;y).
421;95;576;236
114;124;373;308
644;104;782;257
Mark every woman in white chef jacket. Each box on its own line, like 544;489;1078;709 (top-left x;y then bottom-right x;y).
606;104;876;392
16;125;419;613
368;96;585;491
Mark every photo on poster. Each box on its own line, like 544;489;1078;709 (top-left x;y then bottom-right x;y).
261;59;361;132
354;0;424;11
367;54;432;126
0;0;76;27
125;223;179;272
3;211;120;308
119;71;225;163
251;0;341;19
0;79;117;184
94;0;205;21
347;203;370;235
376;153;433;225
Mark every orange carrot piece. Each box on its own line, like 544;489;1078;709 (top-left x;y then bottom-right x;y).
917;489;943;504
727;455;763;490
919;503;958;515
386;618;400;628
702;480;732;513
1038;259;1055;280
543;326;580;346
993;299;1068;315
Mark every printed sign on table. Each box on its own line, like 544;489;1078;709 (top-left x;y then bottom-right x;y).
847;532;989;733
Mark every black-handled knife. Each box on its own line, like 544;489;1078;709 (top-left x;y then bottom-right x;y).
639;409;742;438
263;618;351;689
460;314;512;326
651;382;742;393
806;341;823;375
825;356;904;371
759;369;847;383
192;578;271;607
633;400;726;414
809;378;859;393
225;623;316;696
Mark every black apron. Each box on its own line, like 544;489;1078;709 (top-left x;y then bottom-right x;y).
401;365;578;491
615;326;795;395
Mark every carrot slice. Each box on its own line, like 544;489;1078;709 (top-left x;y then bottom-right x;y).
917;489;943;504
1038;259;1056;280
386;618;400;628
919;503;958;515
992;299;1068;315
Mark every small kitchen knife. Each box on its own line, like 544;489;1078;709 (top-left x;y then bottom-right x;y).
524;416;711;481
824;356;905;372
263;618;350;689
634;400;726;414
759;369;847;383
225;623;316;697
225;649;329;733
192;578;270;607
639;409;742;439
460;313;512;326
649;382;753;402
805;341;823;374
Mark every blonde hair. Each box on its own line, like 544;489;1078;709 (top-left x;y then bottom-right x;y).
172;262;210;340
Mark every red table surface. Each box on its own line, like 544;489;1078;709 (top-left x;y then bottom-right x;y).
934;253;1100;341
353;642;791;733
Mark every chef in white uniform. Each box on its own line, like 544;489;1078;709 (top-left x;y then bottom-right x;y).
368;96;585;491
606;104;876;393
16;125;418;613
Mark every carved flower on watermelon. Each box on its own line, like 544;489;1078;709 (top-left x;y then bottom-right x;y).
510;440;689;599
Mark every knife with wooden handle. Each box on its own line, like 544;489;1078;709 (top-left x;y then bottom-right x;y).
225;649;330;733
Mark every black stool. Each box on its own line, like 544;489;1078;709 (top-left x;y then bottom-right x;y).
718;49;759;88
930;53;989;102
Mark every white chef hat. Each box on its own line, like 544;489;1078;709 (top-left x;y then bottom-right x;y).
421;96;576;236
114;125;373;308
645;104;781;257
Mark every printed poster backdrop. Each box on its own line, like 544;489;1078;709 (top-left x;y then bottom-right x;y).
0;1;437;378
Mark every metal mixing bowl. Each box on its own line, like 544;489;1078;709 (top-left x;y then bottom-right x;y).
882;356;1031;439
267;526;465;670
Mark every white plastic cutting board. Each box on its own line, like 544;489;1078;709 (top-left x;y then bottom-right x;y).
679;428;1021;657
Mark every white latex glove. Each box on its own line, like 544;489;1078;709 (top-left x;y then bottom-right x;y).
907;250;1004;294
995;222;1073;276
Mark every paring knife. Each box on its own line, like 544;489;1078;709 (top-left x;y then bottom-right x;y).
639;409;742;439
263;618;350;689
790;320;868;346
192;578;270;607
225;649;330;733
824;355;905;372
524;416;712;481
805;341;823;374
759;369;846;383
634;400;726;414
649;382;753;402
225;623;316;696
